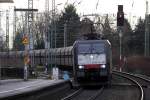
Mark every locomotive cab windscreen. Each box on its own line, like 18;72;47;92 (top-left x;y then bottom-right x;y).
77;42;106;69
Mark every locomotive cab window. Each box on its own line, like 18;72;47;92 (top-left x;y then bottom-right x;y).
78;44;91;54
91;44;105;54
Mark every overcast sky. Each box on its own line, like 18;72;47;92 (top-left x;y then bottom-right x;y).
0;0;148;17
0;0;149;48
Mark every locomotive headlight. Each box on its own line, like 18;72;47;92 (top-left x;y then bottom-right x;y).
79;65;84;69
101;64;106;68
90;55;94;59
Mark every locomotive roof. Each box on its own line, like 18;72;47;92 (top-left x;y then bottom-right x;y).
74;40;111;46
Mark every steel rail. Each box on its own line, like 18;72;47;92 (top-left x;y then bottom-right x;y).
87;86;104;100
113;71;144;100
61;86;104;100
114;70;150;83
61;88;83;100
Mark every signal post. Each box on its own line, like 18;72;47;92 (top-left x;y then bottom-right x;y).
22;35;30;81
117;5;124;72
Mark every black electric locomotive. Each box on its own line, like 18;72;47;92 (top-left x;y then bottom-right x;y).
73;40;112;86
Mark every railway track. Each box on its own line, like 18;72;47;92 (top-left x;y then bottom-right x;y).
61;71;149;100
61;87;104;100
113;71;150;87
113;71;144;100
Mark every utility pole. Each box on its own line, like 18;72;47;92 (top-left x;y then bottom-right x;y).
0;11;1;37
45;0;50;67
28;0;34;50
52;0;56;47
145;1;149;56
52;0;56;64
28;0;33;38
6;10;9;52
45;0;49;49
51;0;59;80
0;11;2;82
6;11;9;81
13;6;16;50
64;22;67;47
119;29;122;70
27;0;33;80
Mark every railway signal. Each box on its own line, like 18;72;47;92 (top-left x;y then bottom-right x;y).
117;5;124;26
117;5;124;72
